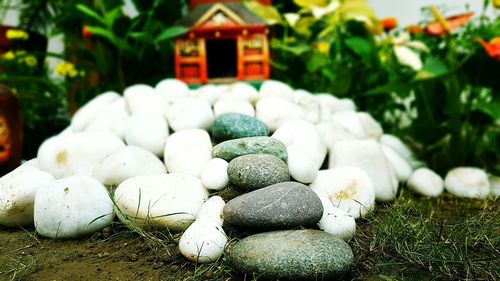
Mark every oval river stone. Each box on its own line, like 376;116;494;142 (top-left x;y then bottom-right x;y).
212;136;287;162
223;181;323;229
227;229;354;280
227;154;290;191
211;113;269;142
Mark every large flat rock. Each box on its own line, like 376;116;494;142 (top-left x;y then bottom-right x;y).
227;229;354;280
223;181;323;229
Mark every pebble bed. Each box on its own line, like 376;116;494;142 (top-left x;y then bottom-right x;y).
0;79;496;279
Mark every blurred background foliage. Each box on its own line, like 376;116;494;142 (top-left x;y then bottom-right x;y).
0;0;498;174
261;0;499;175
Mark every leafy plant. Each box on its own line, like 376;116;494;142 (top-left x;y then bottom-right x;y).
0;24;70;158
260;0;499;174
54;0;188;106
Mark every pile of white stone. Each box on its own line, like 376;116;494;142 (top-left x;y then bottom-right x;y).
0;79;498;264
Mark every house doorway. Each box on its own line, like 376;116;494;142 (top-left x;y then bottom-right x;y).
206;39;237;80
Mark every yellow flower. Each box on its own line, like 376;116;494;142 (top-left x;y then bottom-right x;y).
55;61;81;78
2;50;27;61
68;69;78;78
314;41;331;54
493;0;500;9
23;55;38;67
2;51;15;60
6;29;29;40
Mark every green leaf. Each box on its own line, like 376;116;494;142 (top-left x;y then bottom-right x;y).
86;26;130;51
307;53;329;72
321;67;335;81
272;39;311;56
344;36;373;62
415;57;448;80
155;26;188;43
293;0;328;8
129;32;154;43
281;44;311;56
330;65;352;96
338;0;381;34
474;99;500;120
76;4;106;26
365;80;411;96
104;6;124;28
269;60;288;71
244;1;282;25
293;16;316;36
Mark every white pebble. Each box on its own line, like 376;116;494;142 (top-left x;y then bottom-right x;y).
201;158;229;191
70;91;120;132
444;167;490;198
114;174;208;231
407;168;444;197
125;114;169;157
124;84;165;116
286;145;318;184
165;98;214;132
37;132;125;179
93;146;167;186
34;176;114;238
213;100;255;117
164;129;212;177
317;197;356;241
0;166;55;227
256;98;304;132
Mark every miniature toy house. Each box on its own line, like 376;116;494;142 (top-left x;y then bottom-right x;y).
175;0;271;84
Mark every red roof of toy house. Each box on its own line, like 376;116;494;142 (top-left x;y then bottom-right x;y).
178;2;267;35
190;0;271;10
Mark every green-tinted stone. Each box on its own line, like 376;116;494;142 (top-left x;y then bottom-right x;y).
227;229;354;280
227;154;289;191
211;113;269;142
212;136;287;162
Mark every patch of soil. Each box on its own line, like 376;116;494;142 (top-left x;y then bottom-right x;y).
0;225;187;281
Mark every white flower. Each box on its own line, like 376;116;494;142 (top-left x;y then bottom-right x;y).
311;1;341;19
394;45;423;71
391;32;429;71
284;13;300;26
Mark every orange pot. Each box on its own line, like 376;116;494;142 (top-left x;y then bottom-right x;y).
0;85;22;175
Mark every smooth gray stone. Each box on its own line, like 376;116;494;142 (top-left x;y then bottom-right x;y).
223;181;323;229
227;154;290;191
211;113;269;142
227;229;354;280
212;136;287;162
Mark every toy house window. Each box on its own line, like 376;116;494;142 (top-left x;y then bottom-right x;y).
179;40;199;57
206;39;237;78
243;37;263;56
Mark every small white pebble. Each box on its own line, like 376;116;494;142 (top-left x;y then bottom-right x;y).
407;168;444;197
444;167;490;198
201;158;229;191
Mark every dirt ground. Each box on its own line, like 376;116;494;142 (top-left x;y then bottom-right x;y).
0;225;180;281
0;191;498;281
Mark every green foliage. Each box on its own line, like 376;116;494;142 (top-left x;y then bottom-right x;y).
0;25;69;158
53;0;188;102
270;0;500;174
